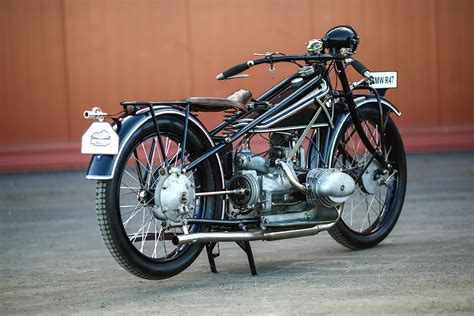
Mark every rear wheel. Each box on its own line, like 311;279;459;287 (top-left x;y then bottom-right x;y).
328;107;407;249
96;116;222;279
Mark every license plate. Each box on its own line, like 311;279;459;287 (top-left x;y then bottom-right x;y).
81;122;119;155
369;71;397;89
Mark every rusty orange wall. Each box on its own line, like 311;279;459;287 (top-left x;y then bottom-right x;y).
1;0;473;171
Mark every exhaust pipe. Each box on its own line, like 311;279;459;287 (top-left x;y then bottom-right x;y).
173;222;336;245
275;159;308;194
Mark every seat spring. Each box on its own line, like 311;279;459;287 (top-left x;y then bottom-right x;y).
218;107;242;136
229;118;253;133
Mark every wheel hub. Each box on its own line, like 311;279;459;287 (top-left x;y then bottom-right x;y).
137;190;154;205
361;160;383;194
152;168;195;222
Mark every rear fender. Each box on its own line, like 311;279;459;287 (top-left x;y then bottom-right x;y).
85;107;224;188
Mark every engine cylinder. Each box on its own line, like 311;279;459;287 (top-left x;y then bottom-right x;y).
306;168;355;208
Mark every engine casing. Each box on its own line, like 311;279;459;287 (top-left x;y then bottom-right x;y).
229;169;299;214
228;145;355;218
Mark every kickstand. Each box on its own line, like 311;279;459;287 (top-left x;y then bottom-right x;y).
205;241;258;276
235;241;258;276
205;242;219;273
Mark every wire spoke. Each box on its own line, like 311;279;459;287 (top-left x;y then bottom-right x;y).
122;194;155;228
123;204;144;228
152;224;162;259
359;194;376;232
123;168;141;186
116;131;203;261
335;116;398;235
130;213;153;244
140;218;153;252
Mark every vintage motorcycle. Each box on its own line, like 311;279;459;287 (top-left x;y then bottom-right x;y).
81;25;406;279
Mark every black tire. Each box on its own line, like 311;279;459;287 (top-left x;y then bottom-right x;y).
96;115;222;279
328;107;407;249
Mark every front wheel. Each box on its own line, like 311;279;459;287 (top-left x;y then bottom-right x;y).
96;116;222;279
328;107;407;249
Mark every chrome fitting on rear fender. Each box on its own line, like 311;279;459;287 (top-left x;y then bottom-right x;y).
83;107;107;121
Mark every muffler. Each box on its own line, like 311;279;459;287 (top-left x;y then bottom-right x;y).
173;222;336;245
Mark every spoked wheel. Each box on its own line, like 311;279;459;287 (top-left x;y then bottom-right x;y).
96;116;221;279
328;107;407;249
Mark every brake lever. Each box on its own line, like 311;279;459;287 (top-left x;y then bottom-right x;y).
350;76;375;90
350;78;368;90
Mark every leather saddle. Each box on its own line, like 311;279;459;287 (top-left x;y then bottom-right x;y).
185;89;252;113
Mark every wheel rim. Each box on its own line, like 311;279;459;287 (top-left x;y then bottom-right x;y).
117;132;203;261
332;119;398;235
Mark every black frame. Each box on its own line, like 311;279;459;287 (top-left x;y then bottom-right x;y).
120;52;386;175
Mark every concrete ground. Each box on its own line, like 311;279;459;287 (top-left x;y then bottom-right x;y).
0;152;473;315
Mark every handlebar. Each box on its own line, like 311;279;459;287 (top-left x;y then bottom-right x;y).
216;61;252;80
348;59;372;79
216;54;372;81
216;54;341;80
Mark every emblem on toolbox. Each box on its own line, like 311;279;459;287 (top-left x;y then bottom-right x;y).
90;130;112;147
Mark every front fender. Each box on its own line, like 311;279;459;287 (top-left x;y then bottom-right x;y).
323;95;401;165
85;106;224;183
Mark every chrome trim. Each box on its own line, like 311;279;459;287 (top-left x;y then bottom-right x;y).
250;123;328;133
257;73;299;101
86;175;113;180
354;96;401;117
259;75;322;125
298;65;315;77
227;74;250;79
83;107;107;120
175;221;336;244
195;188;246;197
257;79;329;129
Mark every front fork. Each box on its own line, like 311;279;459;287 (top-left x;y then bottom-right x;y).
335;61;387;170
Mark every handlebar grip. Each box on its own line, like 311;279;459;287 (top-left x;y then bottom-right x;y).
350;59;372;78
216;62;252;80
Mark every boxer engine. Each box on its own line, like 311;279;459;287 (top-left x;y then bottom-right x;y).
227;133;356;226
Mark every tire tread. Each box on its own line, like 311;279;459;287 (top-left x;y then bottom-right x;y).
96;181;157;279
328;226;363;250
